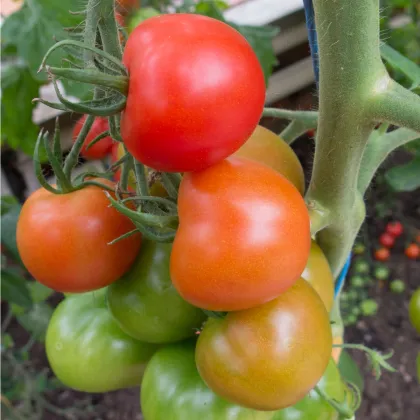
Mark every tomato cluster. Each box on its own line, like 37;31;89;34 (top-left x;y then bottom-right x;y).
16;14;344;419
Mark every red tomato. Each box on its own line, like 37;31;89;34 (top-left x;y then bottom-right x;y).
170;157;311;311
374;248;390;262
73;116;113;160
385;221;404;237
195;279;332;411
405;243;420;260
121;14;265;172
416;233;420;244
379;232;395;248
16;180;141;293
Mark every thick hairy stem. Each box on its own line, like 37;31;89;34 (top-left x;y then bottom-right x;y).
369;79;420;132
98;0;123;63
306;0;387;277
84;0;102;66
358;128;420;194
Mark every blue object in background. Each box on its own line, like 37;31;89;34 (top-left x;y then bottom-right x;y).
334;255;352;297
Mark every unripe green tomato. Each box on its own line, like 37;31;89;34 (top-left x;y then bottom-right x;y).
374;266;390;280
108;240;206;344
353;243;366;255
390;280;405;294
361;299;378;316
46;289;158;392
409;288;420;334
346;314;357;325
354;260;369;274
348;290;358;301
350;275;365;288
352;307;361;316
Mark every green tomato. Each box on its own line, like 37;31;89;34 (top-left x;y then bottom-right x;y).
108;240;206;343
273;359;347;420
353;243;365;255
390;280;405;294
409;288;420;334
350;275;365;288
141;341;273;420
354;260;369;274
46;289;158;393
360;299;378;316
374;266;389;280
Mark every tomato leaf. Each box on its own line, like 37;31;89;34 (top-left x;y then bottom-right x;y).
380;43;420;89
1;269;33;309
28;282;54;303
1;203;23;264
0;196;19;216
338;350;364;393
385;157;420;192
16;302;53;342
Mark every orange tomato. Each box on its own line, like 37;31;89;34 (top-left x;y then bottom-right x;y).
234;125;305;194
16;180;141;293
195;279;332;410
170;157;311;311
301;241;334;312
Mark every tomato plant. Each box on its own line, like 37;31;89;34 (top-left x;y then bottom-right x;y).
195;279;332;411
233;125;305;194
16;180;141;292
73;115;113;160
108;240;206;343
46;289;158;392
141;341;274;420
409;288;420;334
301;241;334;312
121;14;265;172
170;157;310;311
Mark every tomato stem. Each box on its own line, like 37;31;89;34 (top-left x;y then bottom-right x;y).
313;384;354;419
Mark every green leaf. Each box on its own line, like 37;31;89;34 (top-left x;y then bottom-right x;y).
0;203;22;264
385;157;420;192
0;196;19;216
16;302;53;342
28;282;54;303
380;43;420;89
1;334;15;350
1;63;44;159
1;269;33;309
338;350;365;393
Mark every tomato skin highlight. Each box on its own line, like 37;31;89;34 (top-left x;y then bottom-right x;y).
409;288;420;334
195;279;332;411
301;241;334;312
72;116;113;160
46;289;158;393
16;180;141;293
141;341;274;420
108;240;206;344
121;14;265;172
234;125;305;195
170;157;311;311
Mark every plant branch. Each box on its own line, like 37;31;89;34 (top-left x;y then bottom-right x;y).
369;79;420;133
306;0;386;277
358;128;420;194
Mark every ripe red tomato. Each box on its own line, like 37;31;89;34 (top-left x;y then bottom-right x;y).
170;157;311;311
233;125;305;195
195;279;332;411
16;180;141;292
72;116;113;160
405;243;420;260
374;248;390;261
385;221;403;237
379;232;395;248
121;14;265;172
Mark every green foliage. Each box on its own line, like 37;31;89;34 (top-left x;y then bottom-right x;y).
1;269;33;309
385;156;420;191
0;197;22;264
338;350;365;393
